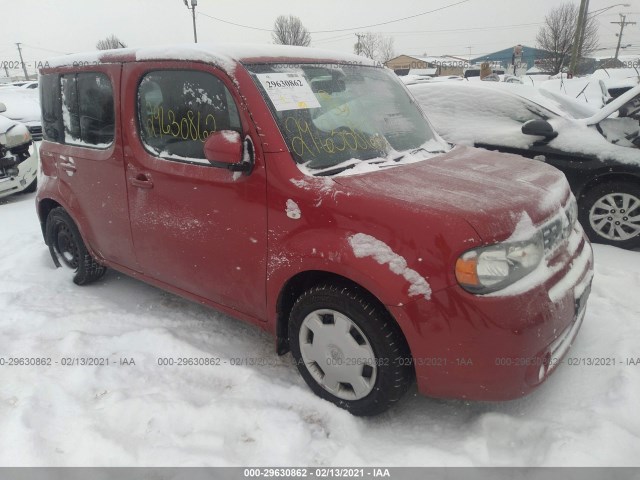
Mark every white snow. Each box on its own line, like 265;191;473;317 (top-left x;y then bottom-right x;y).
285;199;301;220
1;193;640;466
409;82;640;166
348;233;431;300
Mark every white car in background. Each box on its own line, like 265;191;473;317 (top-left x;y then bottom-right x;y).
0;102;37;199
0;85;42;140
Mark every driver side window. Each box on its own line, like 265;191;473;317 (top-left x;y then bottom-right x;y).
137;70;241;163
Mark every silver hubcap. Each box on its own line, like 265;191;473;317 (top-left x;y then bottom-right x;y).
589;192;640;241
299;309;377;401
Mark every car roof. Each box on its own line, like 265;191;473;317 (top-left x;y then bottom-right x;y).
43;43;378;77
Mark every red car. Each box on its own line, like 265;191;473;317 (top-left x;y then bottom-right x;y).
36;45;593;416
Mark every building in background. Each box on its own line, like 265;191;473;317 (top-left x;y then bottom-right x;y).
385;54;469;76
470;45;551;73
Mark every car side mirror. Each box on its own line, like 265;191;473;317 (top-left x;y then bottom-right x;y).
521;119;558;140
0;102;6;113
204;130;253;174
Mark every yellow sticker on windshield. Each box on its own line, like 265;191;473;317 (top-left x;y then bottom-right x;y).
257;73;321;111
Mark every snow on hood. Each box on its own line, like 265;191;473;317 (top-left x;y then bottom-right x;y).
410;82;640;166
333;145;571;242
0;88;40;124
0;114;20;134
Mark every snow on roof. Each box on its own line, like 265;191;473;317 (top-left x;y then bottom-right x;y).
45;43;378;75
416;56;468;66
408;68;438;76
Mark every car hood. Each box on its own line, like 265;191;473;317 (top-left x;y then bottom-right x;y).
332;145;571;243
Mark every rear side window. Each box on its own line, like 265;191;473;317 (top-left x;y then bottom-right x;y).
40;74;63;142
137;70;241;163
42;72;114;147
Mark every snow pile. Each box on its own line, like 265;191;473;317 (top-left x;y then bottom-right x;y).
348;233;431;300
1;193;640;466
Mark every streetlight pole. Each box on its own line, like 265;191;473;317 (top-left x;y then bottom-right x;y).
569;2;631;75
184;0;198;43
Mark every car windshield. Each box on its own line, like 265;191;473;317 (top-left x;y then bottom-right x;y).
246;63;441;174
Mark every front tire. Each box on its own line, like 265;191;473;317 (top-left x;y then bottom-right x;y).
289;283;413;416
578;181;640;250
45;207;106;285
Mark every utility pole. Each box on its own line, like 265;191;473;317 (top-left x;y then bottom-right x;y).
569;0;588;75
613;14;636;60
577;0;590;61
183;0;198;43
2;63;9;78
15;43;30;80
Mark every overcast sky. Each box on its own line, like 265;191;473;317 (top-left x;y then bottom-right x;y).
1;0;639;76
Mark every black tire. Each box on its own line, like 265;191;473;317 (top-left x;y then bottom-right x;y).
578;180;640;250
22;178;37;194
45;207;106;285
289;283;413;416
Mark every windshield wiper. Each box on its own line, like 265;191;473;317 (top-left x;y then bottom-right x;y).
315;163;357;176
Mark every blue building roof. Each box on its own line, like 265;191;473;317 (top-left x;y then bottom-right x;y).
470;45;551;69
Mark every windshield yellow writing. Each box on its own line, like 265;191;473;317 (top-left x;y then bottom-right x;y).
285;116;386;158
146;106;217;142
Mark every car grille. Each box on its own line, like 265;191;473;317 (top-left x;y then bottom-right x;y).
27;125;42;141
541;201;576;256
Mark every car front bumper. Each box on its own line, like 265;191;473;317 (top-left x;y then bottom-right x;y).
390;225;594;401
0;148;38;199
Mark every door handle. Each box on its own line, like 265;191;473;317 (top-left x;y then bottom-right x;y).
60;162;76;173
130;173;153;189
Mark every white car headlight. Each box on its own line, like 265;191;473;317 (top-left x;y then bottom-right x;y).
455;233;544;294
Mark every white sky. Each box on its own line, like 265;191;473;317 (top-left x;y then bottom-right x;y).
1;0;640;77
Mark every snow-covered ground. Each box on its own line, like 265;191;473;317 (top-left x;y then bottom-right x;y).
1;191;640;466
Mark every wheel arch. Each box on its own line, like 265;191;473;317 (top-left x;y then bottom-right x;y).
274;270;411;361
575;171;640;200
37;198;63;244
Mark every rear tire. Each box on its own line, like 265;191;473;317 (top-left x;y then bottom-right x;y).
289;283;413;416
45;207;106;285
578;181;640;250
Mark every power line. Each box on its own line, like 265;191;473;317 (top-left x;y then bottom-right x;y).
312;22;543;44
198;0;471;34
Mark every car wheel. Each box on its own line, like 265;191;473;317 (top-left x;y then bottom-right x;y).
578;181;640;249
22;178;37;193
289;283;413;416
45;207;106;285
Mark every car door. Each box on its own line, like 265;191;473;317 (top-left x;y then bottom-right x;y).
121;61;268;320
40;67;138;269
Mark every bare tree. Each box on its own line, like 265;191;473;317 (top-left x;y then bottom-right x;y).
535;3;598;74
96;34;127;50
272;15;311;46
354;32;395;63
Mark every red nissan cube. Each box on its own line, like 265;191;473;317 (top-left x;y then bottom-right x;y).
36;44;593;415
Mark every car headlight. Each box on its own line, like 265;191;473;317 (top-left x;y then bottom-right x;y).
455;233;544;294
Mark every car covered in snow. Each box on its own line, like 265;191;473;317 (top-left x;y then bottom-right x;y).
410;81;640;249
0;86;42;140
37;44;593;415
0;103;37;199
